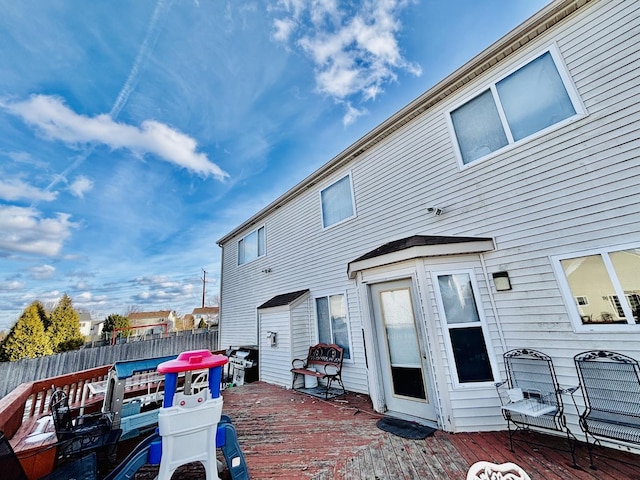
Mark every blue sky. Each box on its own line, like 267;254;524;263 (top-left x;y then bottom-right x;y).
0;0;550;331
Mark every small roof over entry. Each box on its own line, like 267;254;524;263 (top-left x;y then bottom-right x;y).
258;289;310;309
347;235;495;279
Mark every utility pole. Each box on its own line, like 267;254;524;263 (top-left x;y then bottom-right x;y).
201;268;206;308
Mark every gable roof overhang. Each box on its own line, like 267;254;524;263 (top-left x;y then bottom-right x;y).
347;235;495;279
216;0;591;247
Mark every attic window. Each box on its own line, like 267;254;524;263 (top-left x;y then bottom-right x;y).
449;46;584;166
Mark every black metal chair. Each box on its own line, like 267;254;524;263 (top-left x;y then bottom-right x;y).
496;349;577;466
0;430;96;480
574;350;640;468
49;389;121;462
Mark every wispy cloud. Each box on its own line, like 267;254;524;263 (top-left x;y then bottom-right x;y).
2;95;229;179
271;0;421;125
68;175;94;198
129;275;196;304
0;205;76;256
0;178;57;202
29;264;56;280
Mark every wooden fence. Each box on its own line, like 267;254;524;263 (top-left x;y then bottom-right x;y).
0;328;218;398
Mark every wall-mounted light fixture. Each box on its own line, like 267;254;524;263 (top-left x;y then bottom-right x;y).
492;271;512;291
427;207;443;216
261;268;272;274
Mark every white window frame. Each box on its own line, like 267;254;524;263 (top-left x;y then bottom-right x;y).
552;243;640;333
431;268;498;389
447;43;586;169
237;225;266;266
314;291;353;362
319;172;357;230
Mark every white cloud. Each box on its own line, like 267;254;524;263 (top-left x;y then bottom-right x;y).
0;205;76;256
2;95;229;180
272;0;421;122
0;280;25;291
29;264;56;280
342;102;367;126
68;175;94;198
0;178;57;202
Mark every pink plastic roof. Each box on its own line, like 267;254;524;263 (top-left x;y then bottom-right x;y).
157;349;228;373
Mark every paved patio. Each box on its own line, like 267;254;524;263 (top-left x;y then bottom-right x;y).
120;382;640;479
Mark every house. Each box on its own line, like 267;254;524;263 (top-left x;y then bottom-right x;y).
192;306;219;327
127;310;177;335
78;312;93;338
217;0;640;435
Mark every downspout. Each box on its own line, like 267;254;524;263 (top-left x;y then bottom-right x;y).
480;253;507;353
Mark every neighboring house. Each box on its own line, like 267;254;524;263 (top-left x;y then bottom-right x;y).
89;319;104;340
217;0;640;435
192;306;219;327
127;310;177;335
78;312;92;338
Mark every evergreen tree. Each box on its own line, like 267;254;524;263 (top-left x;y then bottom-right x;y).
47;294;84;353
1;302;53;361
103;314;131;339
197;318;208;329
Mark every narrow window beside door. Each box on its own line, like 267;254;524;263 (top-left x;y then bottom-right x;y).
315;294;351;359
435;272;494;384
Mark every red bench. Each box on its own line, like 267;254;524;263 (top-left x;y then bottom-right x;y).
291;343;345;399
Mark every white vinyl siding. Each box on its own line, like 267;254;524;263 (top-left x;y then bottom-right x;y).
219;0;640;433
449;45;584;166
258;308;291;387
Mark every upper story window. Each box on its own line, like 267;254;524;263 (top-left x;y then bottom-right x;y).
449;46;584;166
238;226;265;265
320;173;356;229
553;246;640;332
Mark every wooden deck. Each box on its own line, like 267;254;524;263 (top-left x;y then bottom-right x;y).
122;381;640;479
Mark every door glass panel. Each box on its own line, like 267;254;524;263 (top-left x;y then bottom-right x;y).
379;288;426;400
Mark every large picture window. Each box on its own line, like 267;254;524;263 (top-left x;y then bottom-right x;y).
320;174;356;228
237;226;265;265
315;294;351;359
554;246;640;330
433;271;494;385
449;47;583;165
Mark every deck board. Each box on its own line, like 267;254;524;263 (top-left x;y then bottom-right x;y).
104;382;640;479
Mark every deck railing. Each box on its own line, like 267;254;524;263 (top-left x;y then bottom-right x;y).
0;364;111;440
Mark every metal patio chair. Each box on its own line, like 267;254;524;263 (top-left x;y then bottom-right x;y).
496;348;577;466
574;350;640;468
